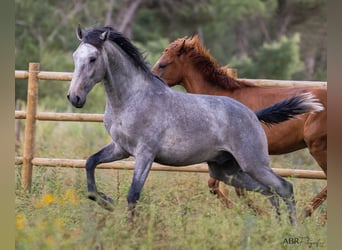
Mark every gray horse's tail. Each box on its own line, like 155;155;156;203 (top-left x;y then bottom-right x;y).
255;92;324;126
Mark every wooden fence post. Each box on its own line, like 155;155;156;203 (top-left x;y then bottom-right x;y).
21;63;39;190
15;99;22;149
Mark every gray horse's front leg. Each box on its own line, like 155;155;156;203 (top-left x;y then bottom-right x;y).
85;141;128;211
127;156;154;221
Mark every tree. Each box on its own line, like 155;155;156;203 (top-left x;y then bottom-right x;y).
201;0;326;80
15;0;326;107
230;34;303;79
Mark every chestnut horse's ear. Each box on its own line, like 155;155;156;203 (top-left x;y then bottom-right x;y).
76;24;83;41
190;32;201;43
100;30;110;41
177;39;187;56
190;32;199;40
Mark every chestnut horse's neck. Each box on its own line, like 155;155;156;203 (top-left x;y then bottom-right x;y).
178;40;326;111
180;59;325;111
181;63;224;95
181;64;249;94
180;46;256;95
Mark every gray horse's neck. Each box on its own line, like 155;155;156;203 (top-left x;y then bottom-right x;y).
102;46;151;109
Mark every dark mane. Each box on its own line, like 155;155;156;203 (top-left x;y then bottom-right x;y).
187;38;256;90
82;26;155;79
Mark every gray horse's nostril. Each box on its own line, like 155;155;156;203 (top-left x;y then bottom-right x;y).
67;94;81;104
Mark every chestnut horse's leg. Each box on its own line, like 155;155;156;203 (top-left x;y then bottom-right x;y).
208;178;268;216
208;177;234;208
303;122;327;219
303;187;327;217
234;187;268;216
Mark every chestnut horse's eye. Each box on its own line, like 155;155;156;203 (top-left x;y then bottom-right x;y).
159;63;168;69
89;57;96;63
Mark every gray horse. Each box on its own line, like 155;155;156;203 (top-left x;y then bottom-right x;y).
67;25;323;225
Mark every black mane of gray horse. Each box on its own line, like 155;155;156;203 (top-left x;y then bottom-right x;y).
80;26;153;77
67;25;323;225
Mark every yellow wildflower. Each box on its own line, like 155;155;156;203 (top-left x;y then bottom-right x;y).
60;189;80;205
16;213;25;230
33;193;55;209
42;194;55;205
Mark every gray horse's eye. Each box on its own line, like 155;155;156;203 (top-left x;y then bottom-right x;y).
89;57;96;63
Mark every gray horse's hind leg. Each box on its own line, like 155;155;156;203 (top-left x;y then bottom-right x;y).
245;166;297;225
230;172;282;219
208;161;280;216
221;147;296;225
85;141;128;211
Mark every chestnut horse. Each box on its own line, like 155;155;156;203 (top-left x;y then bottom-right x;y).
152;34;327;219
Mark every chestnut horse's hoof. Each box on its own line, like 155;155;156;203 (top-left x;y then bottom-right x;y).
87;192;114;211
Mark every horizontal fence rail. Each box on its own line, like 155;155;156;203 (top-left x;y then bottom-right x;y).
15;63;327;190
15;70;327;87
14;157;326;180
241;79;326;88
15;70;73;81
15;110;104;122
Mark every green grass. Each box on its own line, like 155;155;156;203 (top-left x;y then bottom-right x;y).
15;120;327;249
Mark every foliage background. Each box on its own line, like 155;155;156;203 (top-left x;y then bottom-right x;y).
15;0;326;113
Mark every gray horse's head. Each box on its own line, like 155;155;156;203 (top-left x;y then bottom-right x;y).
67;25;109;108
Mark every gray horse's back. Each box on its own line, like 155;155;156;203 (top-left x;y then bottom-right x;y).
153;90;270;169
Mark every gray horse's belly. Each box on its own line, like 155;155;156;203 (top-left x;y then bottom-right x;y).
154;147;221;166
154;156;208;166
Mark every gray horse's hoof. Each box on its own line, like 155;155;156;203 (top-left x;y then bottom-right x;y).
87;192;114;211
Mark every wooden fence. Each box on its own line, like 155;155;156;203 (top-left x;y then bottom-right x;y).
15;62;327;190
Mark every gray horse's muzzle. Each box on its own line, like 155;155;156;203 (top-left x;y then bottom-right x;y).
67;93;86;108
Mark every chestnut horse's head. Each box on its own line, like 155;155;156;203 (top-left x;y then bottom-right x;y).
152;35;201;87
153;34;253;91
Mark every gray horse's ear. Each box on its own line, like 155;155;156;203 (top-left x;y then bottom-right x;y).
76;24;83;41
100;30;110;41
